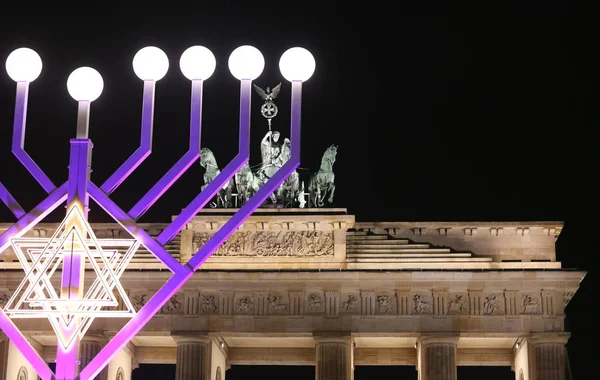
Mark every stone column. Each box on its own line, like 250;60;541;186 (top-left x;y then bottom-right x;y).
173;333;211;380
314;334;354;380
417;336;458;380
79;335;108;380
0;334;8;380
515;334;569;380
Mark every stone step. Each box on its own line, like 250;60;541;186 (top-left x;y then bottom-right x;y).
346;235;389;240
346;257;493;263
347;252;474;258
347;230;368;236
347;248;452;254
347;243;428;249
347;239;410;245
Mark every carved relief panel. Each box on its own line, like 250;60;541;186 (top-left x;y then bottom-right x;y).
193;231;334;257
0;291;9;309
199;293;219;315
339;293;360;314
129;291;149;312
268;293;289;315
447;293;469;315
411;292;433;315
162;293;183;314
482;293;505;315
376;293;395;315
306;292;325;314
234;294;255;315
520;293;541;314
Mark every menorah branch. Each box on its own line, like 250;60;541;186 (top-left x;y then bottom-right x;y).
128;79;204;220
12;81;56;193
0;312;54;379
88;183;189;275
157;79;253;245
0;183;68;252
100;80;156;194
0;181;25;218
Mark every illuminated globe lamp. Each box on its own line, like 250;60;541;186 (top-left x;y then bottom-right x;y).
66;67;104;138
228;45;265;80
179;45;216;80
132;46;169;81
5;47;43;82
279;47;316;82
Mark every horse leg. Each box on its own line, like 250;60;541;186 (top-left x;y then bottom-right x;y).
328;184;335;204
316;184;324;207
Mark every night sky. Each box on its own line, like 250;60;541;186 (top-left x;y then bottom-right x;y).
0;3;595;379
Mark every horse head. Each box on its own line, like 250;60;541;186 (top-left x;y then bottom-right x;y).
200;148;216;169
322;144;338;167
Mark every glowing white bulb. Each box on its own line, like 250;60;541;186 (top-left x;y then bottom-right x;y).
279;47;316;82
228;45;264;80
5;48;43;82
132;46;169;81
67;67;104;102
179;46;216;80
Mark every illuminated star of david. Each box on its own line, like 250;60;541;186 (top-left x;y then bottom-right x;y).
2;206;140;349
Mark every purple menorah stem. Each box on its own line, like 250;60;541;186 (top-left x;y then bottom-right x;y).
101;80;156;194
54;138;93;379
12;81;56;193
0;181;25;218
128;79;204;220
157;79;253;245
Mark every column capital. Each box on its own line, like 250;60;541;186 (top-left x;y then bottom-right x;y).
171;331;212;345
528;332;570;346
417;334;459;347
313;332;353;345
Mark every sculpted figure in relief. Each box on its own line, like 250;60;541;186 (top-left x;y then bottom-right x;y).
236;297;254;314
521;294;540;314
413;294;432;314
448;295;468;314
131;294;147;312
163;295;183;314
267;296;288;314
0;292;9;308
377;295;392;314
341;295;358;312
199;295;218;314
308;294;323;312
483;295;500;315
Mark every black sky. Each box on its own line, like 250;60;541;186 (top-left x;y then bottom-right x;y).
0;3;596;379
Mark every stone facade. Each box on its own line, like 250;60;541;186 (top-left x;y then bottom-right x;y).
0;209;584;379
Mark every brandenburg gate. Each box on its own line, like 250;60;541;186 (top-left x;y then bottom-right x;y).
0;45;584;380
1;211;583;379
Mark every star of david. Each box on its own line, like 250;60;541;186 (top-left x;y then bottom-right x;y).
2;206;139;349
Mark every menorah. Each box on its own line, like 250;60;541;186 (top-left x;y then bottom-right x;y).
0;44;315;379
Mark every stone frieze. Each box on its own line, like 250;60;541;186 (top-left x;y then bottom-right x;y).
192;231;334;257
